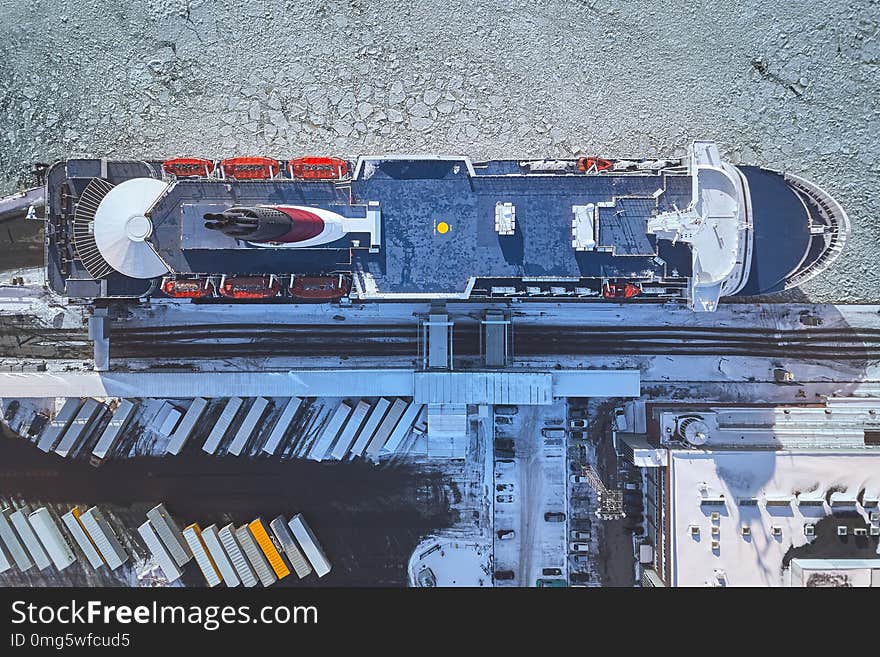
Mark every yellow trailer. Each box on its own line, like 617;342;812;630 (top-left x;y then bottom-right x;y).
248;518;290;580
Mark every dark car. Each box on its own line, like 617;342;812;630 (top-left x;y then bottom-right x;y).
494;438;515;451
544;512;566;523
542;567;562;576
3;400;20;422
494;570;515;580
570;572;592;583
27;413;48;437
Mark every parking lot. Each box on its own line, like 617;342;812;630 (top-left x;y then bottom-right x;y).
492;402;567;587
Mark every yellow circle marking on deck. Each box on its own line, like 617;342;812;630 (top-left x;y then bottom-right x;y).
437;221;450;234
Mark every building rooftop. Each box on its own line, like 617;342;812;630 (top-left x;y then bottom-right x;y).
668;450;880;587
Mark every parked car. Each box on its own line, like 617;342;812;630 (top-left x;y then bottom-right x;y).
569;419;586;429
568;408;588;419
495;416;513;425
613;408;628;431
624;482;640;491
27;412;48;437
494;570;515;580
497;529;516;540
570;475;589;484
570;572;592;583
541;427;565;439
495;438;515;451
542;567;562;576
496;405;518;416
544;511;566;522
496;495;514;503
3;400;20;422
570;542;590;553
570;431;584;441
572;554;591;565
496;483;514;492
570;531;590;540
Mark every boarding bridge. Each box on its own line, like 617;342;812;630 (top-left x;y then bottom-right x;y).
421;303;453;370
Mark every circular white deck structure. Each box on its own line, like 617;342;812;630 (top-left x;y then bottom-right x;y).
93;178;169;279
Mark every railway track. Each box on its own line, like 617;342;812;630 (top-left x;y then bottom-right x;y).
110;323;880;360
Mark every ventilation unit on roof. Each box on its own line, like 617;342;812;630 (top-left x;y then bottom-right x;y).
804;524;816;537
741;525;750;537
837;526;848;536
677;415;710;446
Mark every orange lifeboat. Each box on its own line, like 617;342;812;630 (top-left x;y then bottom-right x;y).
290;275;352;300
163;157;215;178
220;157;281;180
161;277;215;299
577;157;614;173
288;157;349;180
603;281;642;300
219;275;281;300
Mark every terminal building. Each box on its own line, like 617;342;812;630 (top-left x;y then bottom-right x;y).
619;397;880;586
42;141;849;312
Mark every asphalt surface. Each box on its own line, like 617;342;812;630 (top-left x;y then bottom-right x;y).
0;429;456;586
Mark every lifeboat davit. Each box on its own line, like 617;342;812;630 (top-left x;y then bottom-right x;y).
163;157;215;178
219;275;281;300
577;157;614;173
288;157;349;180
290;275;352;300
220;157;281;180
603;281;642;300
161;277;216;299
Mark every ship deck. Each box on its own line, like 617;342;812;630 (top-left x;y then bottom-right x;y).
147;159;694;294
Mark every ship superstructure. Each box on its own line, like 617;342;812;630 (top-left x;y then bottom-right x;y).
42;141;849;310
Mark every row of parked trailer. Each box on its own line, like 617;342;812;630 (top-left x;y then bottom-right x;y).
138;504;331;587
4;395;428;464
0;501;332;587
0;503;128;575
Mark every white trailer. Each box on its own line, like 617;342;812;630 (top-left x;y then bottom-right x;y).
9;509;51;570
382;402;423;454
137;520;182;583
0;541;11;574
308;401;352;461
329;400;371;460
227;397;269;456
91;399;137;464
145;503;192;567
202;397;243;454
348;397;391;459
165;398;208;455
262;397;303;455
182;524;222;587
36;397;83;452
288;513;331;577
28;508;76;571
55;398;105;458
269;515;312;579
200;525;239;588
365;398;408;457
218;523;257;588
234;525;276;587
62;508;104;569
79;507;128;569
0;507;33;571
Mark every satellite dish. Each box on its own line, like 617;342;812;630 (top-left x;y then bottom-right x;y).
93;178;169;279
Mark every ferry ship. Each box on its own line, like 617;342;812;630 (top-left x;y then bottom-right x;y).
37;140;848;311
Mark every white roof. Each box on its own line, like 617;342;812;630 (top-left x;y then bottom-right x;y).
668;450;880;587
93;178;169;279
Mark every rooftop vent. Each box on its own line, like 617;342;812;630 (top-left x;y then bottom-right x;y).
678;416;710;446
771;526;783;537
741;526;751;537
804;524;815;537
837;526;848;536
853;527;868;536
